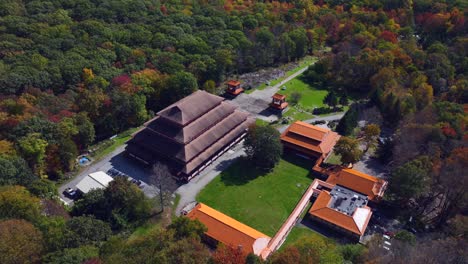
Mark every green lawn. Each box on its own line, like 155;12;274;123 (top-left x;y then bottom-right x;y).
281;226;319;249
324;151;342;165
197;155;314;236
281;77;328;109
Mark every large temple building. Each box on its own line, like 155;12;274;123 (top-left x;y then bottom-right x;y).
126;90;253;181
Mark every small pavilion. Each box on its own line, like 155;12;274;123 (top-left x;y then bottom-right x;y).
269;93;288;111
226;80;244;96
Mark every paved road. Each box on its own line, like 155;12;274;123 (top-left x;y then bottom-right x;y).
277;113;345;133
175;143;245;216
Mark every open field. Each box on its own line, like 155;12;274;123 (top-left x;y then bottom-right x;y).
281;77;328;109
197;155;314;236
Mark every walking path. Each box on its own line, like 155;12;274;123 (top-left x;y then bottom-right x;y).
261;182;316;259
277;112;345;133
249;66;311;101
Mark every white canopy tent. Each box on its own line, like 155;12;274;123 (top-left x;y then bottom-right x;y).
76;171;113;194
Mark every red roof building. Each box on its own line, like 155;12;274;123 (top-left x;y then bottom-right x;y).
186;203;271;256
280;121;340;159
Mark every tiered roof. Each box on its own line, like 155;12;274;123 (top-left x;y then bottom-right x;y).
280;121;340;158
187;203;271;256
126;90;253;177
326;169;387;201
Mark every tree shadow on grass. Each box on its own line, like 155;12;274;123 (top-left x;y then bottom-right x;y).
281;152;316;180
219;157;271;186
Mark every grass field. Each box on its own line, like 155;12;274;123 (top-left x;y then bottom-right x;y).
197;155;314;236
281;77;328;109
281;226;320;249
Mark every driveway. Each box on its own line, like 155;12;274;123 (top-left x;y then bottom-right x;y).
175;142;245;216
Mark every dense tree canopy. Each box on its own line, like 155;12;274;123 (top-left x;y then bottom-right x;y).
244;124;283;170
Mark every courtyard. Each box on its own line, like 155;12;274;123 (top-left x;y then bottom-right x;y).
197;154;314;236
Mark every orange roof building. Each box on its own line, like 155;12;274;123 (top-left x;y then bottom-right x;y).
326;169;387;201
186;203;271;256
280;121;340;159
270;93;288;111
309;188;372;240
226;80;244;96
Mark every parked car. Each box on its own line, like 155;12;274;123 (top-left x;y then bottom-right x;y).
107;168;119;176
130;178;143;188
63;187;77;199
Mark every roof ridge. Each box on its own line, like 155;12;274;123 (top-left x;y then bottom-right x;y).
196;203;269;239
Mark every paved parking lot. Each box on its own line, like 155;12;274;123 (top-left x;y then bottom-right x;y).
59;145;161;205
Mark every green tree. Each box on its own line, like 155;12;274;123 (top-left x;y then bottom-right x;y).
389;156;432;201
0;156;35;186
162;72;198;106
0;219;44;264
334;137;363;165
28;179;58;199
339;95;349;106
271;233;343;264
168;217;207;240
74;112;96;149
43;245;99;264
18;133;48;176
339;244;367;263
103;177;153;229
0;185;42;223
64;216;112;248
202;80;216;94
362;124;381;151
394;230;416;245
290;92;302;105
244;125;283;170
336;105;358;136
323;91;338;107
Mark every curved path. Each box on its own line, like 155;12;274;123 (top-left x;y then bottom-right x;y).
249;65;311;100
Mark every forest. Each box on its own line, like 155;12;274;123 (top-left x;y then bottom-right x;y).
0;0;466;263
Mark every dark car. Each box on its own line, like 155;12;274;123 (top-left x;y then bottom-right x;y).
107;168;119;176
130;178;143;188
63;187;77;199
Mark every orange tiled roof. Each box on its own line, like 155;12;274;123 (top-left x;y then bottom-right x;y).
227;80;241;86
309;191;372;235
272;93;286;100
187;203;271;255
326;169;387;200
280;121;340;156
